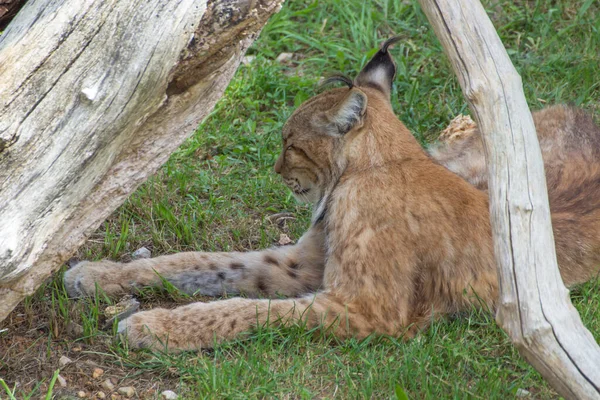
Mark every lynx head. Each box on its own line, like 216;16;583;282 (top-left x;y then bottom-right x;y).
274;37;400;204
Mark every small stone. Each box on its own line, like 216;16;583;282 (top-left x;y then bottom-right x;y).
275;52;294;63
118;387;135;398
67;321;84;337
132;247;151;259
58;355;73;367
56;375;67;387
516;388;531;397
96;391;106;399
101;379;115;392
57;374;67;388
72;346;82;352
278;233;292;246
241;55;255;66
161;390;178;399
77;391;87;398
92;367;104;379
111;395;121;400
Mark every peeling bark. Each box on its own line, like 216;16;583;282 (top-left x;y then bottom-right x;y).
0;0;283;322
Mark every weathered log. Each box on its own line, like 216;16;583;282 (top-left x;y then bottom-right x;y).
417;0;600;398
0;0;283;322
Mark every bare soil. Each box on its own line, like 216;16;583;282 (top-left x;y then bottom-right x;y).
0;283;189;400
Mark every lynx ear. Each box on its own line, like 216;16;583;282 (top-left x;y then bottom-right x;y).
355;36;400;100
315;88;367;136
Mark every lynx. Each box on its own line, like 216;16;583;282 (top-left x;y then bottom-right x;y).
64;38;600;351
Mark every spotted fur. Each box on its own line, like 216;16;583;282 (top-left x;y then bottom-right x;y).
64;41;600;351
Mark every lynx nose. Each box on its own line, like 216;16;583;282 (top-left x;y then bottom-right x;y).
274;153;283;174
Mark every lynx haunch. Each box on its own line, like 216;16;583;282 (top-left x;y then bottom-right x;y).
64;38;600;351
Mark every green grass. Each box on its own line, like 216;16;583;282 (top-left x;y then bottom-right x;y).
9;0;600;398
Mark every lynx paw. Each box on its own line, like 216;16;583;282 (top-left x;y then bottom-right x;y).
117;309;188;351
63;261;127;298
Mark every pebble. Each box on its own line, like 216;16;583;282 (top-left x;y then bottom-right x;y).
516;388;531;397
111;395;121;400
59;355;73;367
276;52;294;63
118;386;135;398
161;390;178;399
132;247;151;259
96;391;106;399
77;391;87;398
278;233;292;245
101;379;115;392
67;321;84;336
242;55;255;66
57;374;67;388
92;367;104;379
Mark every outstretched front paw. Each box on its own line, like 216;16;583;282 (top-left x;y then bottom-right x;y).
63;260;128;298
117;308;196;351
116;301;241;352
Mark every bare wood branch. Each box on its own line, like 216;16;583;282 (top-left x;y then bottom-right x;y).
417;0;600;398
0;0;283;321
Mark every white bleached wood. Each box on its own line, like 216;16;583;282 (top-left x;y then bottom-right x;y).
417;0;600;398
0;0;283;321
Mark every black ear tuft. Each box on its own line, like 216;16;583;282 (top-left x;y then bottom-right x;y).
319;74;354;90
355;36;401;101
380;36;402;53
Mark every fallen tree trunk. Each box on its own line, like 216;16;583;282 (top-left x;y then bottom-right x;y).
417;0;600;398
0;0;283;322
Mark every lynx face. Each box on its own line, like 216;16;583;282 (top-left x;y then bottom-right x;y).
273;131;329;204
273;40;401;206
274;88;368;204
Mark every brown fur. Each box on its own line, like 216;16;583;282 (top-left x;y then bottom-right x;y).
63;49;600;351
430;105;600;285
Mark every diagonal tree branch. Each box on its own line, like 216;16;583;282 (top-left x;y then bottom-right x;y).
417;0;600;398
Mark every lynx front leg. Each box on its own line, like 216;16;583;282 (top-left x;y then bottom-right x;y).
64;225;325;299
118;292;377;351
